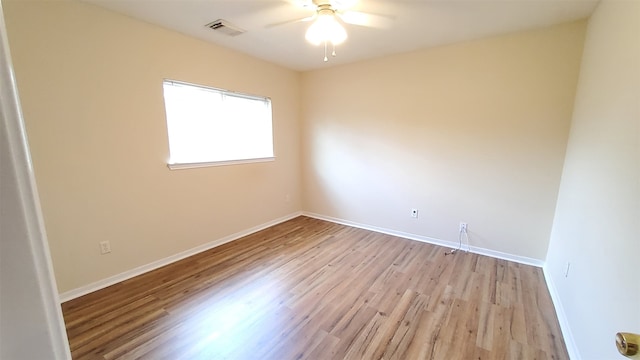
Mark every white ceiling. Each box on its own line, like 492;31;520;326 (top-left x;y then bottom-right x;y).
83;0;598;71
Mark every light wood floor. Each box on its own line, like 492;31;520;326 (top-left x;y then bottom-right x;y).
62;216;568;359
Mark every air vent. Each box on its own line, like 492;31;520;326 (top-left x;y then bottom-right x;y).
205;19;246;37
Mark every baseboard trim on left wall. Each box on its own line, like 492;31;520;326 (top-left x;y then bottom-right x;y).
58;211;303;303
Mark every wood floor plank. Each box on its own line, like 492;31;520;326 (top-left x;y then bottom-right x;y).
62;216;568;359
380;291;430;360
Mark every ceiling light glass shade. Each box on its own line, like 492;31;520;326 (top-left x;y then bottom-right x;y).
305;13;347;46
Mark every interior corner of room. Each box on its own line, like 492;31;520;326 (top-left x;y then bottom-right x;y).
1;0;638;359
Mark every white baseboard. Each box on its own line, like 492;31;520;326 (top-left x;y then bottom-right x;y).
468;245;544;267
543;265;581;360
60;210;572;358
301;211;545;268
59;211;303;303
60;210;546;302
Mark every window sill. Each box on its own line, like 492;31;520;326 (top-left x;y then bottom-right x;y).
167;157;275;170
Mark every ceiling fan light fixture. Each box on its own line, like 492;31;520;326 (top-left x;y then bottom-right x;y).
305;12;347;46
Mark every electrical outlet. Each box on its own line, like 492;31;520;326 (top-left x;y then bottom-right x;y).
459;222;467;232
99;241;111;255
411;209;419;218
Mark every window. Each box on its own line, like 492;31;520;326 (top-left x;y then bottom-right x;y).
162;80;274;169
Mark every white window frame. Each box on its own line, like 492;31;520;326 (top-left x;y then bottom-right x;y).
162;79;275;170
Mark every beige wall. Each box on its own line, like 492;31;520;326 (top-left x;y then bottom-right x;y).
4;0;301;294
301;21;586;260
4;0;590;297
545;1;640;358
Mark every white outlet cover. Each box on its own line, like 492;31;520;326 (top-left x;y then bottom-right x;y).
99;241;111;254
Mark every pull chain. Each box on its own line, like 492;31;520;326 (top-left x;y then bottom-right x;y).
322;42;338;62
324;41;328;62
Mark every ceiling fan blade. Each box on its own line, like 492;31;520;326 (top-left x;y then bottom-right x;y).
265;14;316;29
339;10;394;28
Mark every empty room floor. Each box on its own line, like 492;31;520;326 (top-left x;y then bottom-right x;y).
62;216;567;359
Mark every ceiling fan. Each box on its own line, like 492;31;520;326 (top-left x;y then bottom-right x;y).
268;0;393;62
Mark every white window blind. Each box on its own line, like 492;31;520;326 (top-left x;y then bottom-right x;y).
162;80;274;168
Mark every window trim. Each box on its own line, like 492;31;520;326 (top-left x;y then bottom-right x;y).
162;79;275;170
164;79;270;105
167;156;275;170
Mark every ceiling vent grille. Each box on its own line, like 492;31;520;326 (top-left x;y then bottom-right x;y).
205;19;246;37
